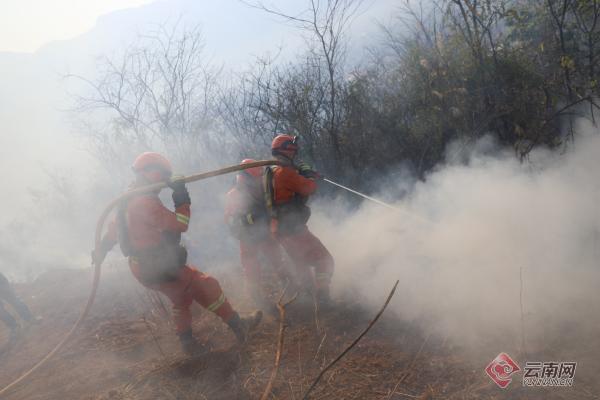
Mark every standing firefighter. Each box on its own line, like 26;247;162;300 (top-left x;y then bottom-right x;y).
0;272;34;335
265;135;334;306
93;152;262;355
225;159;286;310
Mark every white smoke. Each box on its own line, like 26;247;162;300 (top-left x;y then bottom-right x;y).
314;121;600;353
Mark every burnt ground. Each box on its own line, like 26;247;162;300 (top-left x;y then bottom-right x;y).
0;265;598;400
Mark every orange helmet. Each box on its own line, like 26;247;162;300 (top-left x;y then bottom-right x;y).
271;134;299;159
237;158;263;185
132;152;173;183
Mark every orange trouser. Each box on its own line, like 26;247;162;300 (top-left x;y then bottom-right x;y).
240;237;284;285
276;226;334;290
130;262;234;333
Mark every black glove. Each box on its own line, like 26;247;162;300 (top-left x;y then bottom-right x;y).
169;176;191;208
91;236;114;266
168;175;186;191
297;162;321;180
91;248;107;266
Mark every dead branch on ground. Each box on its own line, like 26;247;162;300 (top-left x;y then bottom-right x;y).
386;331;431;400
260;288;298;400
302;280;399;399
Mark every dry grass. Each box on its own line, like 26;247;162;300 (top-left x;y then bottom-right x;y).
0;267;597;400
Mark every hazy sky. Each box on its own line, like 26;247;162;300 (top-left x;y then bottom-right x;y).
0;0;396;225
0;0;154;52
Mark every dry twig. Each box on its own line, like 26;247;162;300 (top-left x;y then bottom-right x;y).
302;280;399;399
260;288;298;400
142;315;166;359
313;292;322;334
519;266;526;354
313;333;327;361
386;331;431;400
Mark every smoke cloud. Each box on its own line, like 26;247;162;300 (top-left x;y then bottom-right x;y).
314;122;600;354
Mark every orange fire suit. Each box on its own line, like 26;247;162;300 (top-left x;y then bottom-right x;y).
225;185;285;288
103;193;234;334
266;165;334;291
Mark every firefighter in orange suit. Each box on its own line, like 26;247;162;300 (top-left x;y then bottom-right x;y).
264;135;334;306
93;152;262;354
225;159;287;310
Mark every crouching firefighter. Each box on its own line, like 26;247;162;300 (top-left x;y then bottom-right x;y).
264;135;335;306
225;159;287;310
0;271;35;335
93;152;262;355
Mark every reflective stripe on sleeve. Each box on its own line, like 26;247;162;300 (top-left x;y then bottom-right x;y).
176;213;190;225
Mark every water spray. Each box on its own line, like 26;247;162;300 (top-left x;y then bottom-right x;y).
322;178;399;211
322;177;431;225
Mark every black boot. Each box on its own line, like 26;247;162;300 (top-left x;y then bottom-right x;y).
227;311;263;344
178;329;206;356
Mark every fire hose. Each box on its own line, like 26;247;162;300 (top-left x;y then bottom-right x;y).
0;160;281;398
0;160;420;396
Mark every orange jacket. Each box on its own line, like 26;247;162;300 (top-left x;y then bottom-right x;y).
126;194;190;250
271;165;317;205
103;193;190;251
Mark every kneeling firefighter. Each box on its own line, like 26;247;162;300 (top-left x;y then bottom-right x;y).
264;135;334;306
93;152;262;354
225;159;287;310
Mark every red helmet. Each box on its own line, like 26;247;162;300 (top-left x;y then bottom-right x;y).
132;152;173;183
271;134;299;159
237;158;263;185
